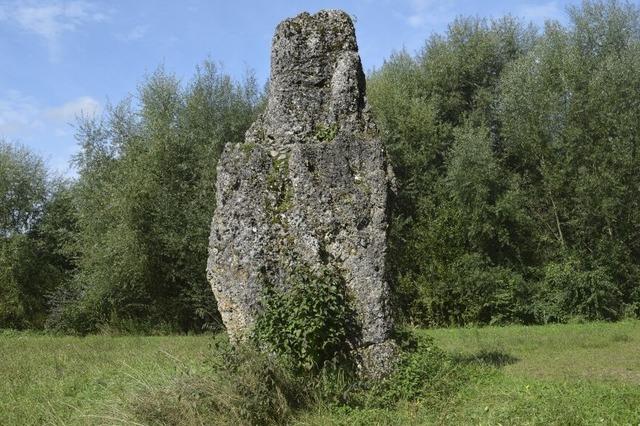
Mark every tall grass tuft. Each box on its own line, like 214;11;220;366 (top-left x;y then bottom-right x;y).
125;331;468;425
127;340;306;425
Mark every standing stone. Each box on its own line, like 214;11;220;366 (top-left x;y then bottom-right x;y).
207;10;395;376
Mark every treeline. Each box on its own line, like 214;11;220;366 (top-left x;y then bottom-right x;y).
1;0;639;332
1;63;261;332
370;0;640;325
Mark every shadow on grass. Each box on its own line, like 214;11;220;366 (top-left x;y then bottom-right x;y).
452;349;520;368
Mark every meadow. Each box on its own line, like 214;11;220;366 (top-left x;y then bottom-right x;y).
2;320;639;425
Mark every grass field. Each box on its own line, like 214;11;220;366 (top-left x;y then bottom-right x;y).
1;321;639;425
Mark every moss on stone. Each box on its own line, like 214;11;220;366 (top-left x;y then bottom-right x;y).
314;123;339;142
266;157;293;224
240;143;256;155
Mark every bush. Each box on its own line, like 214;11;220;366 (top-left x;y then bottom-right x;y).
535;258;623;322
45;284;92;334
64;63;261;334
0;141;75;329
253;264;359;372
362;332;466;407
412;253;533;326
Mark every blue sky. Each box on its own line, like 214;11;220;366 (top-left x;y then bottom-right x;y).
0;0;594;175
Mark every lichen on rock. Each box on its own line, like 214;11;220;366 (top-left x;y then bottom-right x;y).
207;9;396;377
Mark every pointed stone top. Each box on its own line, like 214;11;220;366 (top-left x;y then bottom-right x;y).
272;10;358;58
247;10;374;146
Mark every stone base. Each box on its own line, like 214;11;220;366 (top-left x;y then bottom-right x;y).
357;340;398;379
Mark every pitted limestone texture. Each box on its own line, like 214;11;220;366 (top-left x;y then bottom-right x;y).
207;9;395;377
245;10;375;146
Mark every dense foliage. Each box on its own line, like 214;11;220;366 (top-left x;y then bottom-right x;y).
46;63;262;333
0;141;75;328
62;64;259;333
253;264;358;372
369;0;640;326
1;1;639;331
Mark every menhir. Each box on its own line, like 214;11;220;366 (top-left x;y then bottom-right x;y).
207;9;395;376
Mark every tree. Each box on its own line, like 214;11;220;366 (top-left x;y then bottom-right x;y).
368;16;538;325
0;141;75;328
52;63;262;333
369;0;640;325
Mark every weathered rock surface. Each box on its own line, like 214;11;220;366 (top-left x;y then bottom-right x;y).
207;10;395;376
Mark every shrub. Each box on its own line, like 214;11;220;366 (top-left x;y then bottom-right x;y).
45;284;92;334
253;264;359;372
535;258;623;322
362;332;465;407
413;253;533;326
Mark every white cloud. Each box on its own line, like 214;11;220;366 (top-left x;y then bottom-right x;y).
407;14;425;28
0;91;100;136
521;1;562;22
0;92;98;175
12;1;106;39
45;96;101;122
0;1;108;60
403;0;455;29
116;24;149;42
0;90;42;134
